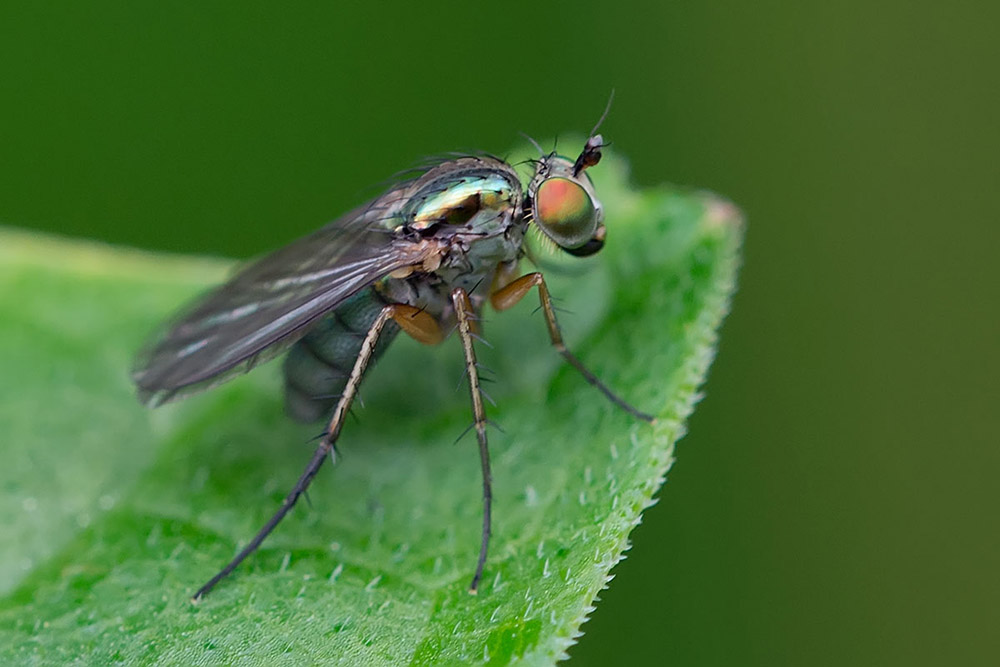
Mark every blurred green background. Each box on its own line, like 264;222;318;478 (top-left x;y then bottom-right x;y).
2;2;997;665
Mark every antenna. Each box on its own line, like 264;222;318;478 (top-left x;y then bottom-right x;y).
573;90;615;176
589;88;615;139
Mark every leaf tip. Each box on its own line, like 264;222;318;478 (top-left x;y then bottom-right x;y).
700;193;745;237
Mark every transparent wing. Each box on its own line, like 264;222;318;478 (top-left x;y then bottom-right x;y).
132;199;440;406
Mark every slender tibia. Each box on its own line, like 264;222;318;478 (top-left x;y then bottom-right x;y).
192;304;403;601
451;288;492;594
490;272;655;423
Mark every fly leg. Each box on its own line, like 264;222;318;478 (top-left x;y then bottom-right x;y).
451;288;492;594
193;303;441;600
491;272;655;423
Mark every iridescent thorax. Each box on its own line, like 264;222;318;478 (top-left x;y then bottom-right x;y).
361;158;528;320
407;169;520;232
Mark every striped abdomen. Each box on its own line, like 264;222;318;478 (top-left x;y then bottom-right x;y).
282;289;399;423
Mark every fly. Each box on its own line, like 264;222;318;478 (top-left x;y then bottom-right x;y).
133;110;654;600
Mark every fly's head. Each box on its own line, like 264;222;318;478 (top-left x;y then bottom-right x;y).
528;135;607;257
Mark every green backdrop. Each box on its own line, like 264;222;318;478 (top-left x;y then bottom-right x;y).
2;2;997;664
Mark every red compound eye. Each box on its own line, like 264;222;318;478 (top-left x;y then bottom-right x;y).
535;177;597;249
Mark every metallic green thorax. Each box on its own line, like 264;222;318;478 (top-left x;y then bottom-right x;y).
283;158;526;422
406;172;519;231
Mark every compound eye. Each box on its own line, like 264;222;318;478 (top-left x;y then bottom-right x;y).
535;177;598;249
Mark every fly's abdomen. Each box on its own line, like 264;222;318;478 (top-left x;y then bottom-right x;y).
282;289;399;423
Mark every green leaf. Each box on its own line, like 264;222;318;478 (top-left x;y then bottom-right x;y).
0;155;741;666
